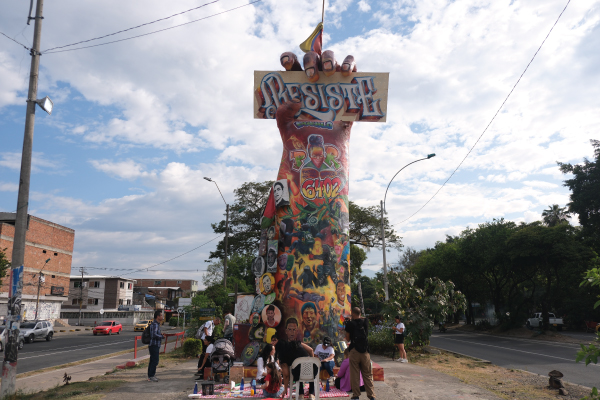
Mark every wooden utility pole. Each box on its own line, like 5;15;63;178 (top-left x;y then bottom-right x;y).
78;267;84;326
1;0;45;395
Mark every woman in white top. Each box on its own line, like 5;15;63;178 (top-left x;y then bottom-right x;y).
256;343;280;384
393;315;407;362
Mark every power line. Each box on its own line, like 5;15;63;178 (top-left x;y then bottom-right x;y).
43;0;263;54
0;31;30;51
85;267;210;273
392;0;572;227
41;0;224;53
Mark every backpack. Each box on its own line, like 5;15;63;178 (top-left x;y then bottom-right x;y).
141;323;152;345
353;319;369;353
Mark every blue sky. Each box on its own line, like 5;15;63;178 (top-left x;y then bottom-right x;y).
1;0;599;283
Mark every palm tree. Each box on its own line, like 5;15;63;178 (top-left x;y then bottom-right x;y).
541;204;571;227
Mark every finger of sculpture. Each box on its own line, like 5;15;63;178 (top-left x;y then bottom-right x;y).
341;55;357;77
280;52;302;71
321;50;338;77
303;51;322;83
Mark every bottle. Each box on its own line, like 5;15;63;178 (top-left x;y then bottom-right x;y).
252;379;256;392
241;378;245;391
193;382;198;394
326;379;330;392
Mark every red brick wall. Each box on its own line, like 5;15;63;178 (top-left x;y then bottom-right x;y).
0;216;74;298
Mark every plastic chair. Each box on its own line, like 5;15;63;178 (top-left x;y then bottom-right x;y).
288;357;320;400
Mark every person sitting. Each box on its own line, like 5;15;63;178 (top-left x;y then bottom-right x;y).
194;336;215;379
334;349;364;393
258;362;283;398
276;318;316;400
314;336;335;380
257;343;280;384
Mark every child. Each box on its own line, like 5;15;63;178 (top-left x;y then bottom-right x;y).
258;362;283;398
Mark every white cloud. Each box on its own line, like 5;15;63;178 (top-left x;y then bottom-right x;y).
0;152;63;173
0;182;18;192
358;1;371;12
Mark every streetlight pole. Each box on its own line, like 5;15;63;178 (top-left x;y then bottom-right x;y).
381;154;436;301
204;177;229;289
34;258;51;320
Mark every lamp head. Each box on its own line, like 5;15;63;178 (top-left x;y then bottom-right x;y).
427;153;436;159
45;258;51;263
203;177;212;182
36;96;54;115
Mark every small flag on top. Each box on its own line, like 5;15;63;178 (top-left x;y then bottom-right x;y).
299;22;323;55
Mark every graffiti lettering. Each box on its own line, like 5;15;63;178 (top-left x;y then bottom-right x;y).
301;177;343;200
258;73;385;121
294;121;333;130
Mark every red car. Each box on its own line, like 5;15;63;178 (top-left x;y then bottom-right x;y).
93;320;122;335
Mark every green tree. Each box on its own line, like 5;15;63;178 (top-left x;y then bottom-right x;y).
349;244;366;283
393;247;421;272
203;253;254;292
541;204;570;227
0;248;10;279
577;266;600;400
349;201;402;249
559;139;600;251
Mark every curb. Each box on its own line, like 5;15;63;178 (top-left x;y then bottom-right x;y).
515;368;593;392
429;346;492;364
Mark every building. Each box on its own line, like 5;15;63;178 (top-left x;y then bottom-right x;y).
63;275;136;311
134;278;198;297
0;213;74;321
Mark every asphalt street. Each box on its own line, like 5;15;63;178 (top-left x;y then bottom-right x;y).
12;328;179;374
430;330;599;389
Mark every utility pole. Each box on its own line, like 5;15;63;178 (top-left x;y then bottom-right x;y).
1;0;45;395
34;258;50;320
380;200;389;301
224;203;229;289
78;267;84;326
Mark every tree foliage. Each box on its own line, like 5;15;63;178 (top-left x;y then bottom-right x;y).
541;204;571;227
0;248;10;279
559;139;600;251
348;201;402;250
577;266;600;399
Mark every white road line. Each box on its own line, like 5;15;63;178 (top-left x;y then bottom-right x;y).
432;335;599;367
19;341;132;360
21;339;130;354
432;332;582;349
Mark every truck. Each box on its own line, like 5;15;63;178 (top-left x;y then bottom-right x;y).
526;312;563;331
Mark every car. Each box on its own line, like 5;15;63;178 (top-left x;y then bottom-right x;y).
20;320;54;343
526;312;564;331
93;320;123;335
0;327;25;351
134;320;151;332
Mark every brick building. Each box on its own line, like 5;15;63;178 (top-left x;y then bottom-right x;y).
134;278;198;297
0;213;74;321
63;275;135;311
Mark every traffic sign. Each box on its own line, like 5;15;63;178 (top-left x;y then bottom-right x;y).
177;307;184;313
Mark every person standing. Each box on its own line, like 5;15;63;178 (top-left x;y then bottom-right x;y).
197;317;221;340
314;336;335;381
393;316;407;363
223;309;236;342
344;307;375;400
148;310;165;382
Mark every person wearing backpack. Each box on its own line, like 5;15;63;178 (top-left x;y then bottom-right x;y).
147;310;165;382
344;307;375;400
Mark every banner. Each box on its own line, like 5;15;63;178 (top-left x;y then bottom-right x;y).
254;71;389;122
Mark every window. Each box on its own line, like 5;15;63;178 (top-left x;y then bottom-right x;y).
119;299;124;305
71;299;80;305
154;280;161;286
93;281;100;288
42;250;46;254
74;281;82;288
127;283;132;289
126;299;131;305
42;322;47;328
54;252;58;256
88;298;98;305
51;275;55;278
177;280;182;284
119;282;124;289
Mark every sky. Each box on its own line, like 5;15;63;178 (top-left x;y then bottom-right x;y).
1;0;599;284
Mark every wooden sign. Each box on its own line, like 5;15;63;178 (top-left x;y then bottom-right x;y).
254;71;389;122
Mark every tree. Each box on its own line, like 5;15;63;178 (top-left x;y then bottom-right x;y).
203;253;254;292
541;204;570;227
349;244;366;283
559;139;600;251
0;248;10;279
393;247;421;272
348;201;402;250
576;266;600;400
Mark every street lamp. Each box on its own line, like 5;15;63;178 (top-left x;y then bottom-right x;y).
34;258;51;320
380;153;436;301
204;177;230;289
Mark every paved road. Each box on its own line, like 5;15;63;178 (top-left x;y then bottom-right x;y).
430;330;599;388
13;328;182;374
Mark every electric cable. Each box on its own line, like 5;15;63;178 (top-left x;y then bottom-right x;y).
42;0;263;54
0;31;30;51
391;0;572;227
41;0;224;53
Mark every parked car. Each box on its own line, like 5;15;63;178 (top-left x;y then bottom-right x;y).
0;327;25;351
134;320;151;332
21;320;54;343
527;313;564;331
93;320;122;335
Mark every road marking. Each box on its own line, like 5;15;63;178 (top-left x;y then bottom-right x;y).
432;332;582;349
432;335;599;367
21;339;130;354
19;341;132;360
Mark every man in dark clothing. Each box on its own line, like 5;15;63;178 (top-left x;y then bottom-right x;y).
344;307;375;400
148;310;165;382
276;318;316;400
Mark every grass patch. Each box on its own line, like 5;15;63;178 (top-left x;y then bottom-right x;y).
408;348;589;400
3;380;125;400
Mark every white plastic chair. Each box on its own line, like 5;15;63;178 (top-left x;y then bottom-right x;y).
288;357;320;400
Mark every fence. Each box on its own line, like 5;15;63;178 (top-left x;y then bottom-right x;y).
133;331;185;359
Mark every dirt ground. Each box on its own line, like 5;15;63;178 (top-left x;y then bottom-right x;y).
454;324;590;345
408;348;591;400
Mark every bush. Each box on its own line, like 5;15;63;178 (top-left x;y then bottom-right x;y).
169;317;179;326
183;338;203;357
475;319;493;331
368;321;395;355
